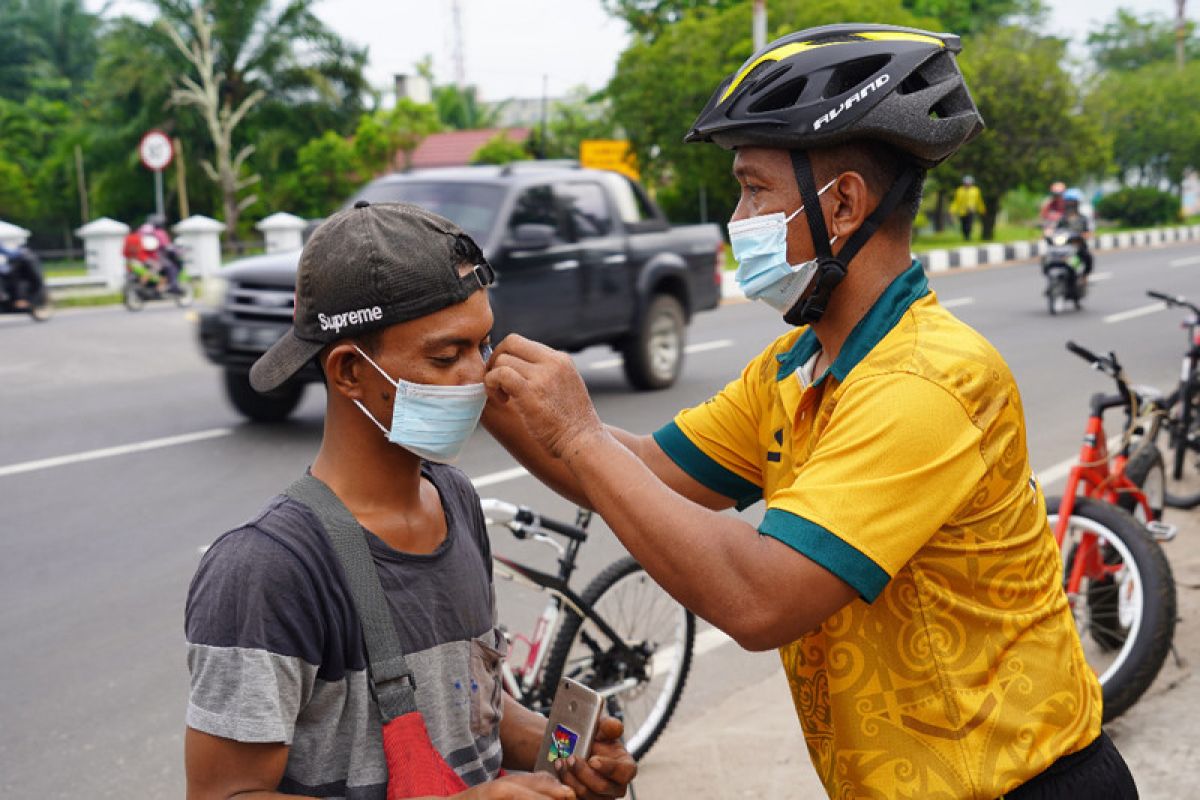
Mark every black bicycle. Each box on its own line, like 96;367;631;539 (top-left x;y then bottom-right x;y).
480;498;695;762
1145;290;1200;508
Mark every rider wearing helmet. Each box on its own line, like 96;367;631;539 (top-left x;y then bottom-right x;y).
481;24;1134;799
1057;187;1094;283
123;214;182;293
1041;180;1068;225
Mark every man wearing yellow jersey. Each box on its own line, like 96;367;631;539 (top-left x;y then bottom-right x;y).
483;24;1136;799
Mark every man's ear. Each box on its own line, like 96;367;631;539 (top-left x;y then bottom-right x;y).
828;171;872;241
323;343;368;401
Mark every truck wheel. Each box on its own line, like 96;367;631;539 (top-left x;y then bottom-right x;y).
223;369;305;422
622;294;685;391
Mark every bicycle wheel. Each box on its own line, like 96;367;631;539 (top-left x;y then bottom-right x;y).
543;556;694;761
1120;442;1165;523
1045;496;1176;722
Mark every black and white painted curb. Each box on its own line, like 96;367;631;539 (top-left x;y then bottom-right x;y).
722;223;1200;299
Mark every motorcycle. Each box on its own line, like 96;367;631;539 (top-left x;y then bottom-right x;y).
0;246;53;322
123;237;194;311
1042;226;1087;315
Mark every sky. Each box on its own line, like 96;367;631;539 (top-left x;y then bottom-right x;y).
91;1;1196;103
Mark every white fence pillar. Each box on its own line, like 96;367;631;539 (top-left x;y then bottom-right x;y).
0;219;31;250
173;215;226;281
75;218;130;290
255;212;307;254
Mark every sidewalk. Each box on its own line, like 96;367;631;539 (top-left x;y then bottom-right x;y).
633;491;1200;799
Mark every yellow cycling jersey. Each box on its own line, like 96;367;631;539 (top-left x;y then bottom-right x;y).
653;262;1101;799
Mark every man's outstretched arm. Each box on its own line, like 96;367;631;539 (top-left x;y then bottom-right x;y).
485;336;857;650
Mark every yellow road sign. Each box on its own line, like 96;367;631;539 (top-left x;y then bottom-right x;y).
579;139;640;181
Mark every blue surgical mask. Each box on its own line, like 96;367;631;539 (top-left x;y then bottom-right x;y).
352;346;488;464
729;177;838;311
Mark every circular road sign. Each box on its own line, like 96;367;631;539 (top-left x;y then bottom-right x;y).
139;130;174;171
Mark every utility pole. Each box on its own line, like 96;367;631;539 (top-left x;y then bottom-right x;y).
451;0;466;89
1177;0;1188;70
753;0;767;51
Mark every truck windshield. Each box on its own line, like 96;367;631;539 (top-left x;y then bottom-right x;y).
351;182;504;243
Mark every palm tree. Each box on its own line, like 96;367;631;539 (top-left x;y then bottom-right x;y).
90;0;368;237
0;0;102;101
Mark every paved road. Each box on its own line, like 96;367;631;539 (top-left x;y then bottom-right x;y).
4;241;1200;797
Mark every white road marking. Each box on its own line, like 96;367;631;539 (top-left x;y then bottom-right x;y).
471;466;530;488
1104;302;1165;324
0;428;234;479
589;339;735;370
1170;255;1200;268
1089;272;1113;282
941;297;975;309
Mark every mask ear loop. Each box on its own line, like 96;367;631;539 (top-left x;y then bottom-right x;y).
783;150;919;326
351;345;397;437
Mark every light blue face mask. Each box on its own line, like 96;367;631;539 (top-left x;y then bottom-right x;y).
353;345;488;464
729;177;838;312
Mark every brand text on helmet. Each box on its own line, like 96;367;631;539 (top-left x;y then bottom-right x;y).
813;74;891;132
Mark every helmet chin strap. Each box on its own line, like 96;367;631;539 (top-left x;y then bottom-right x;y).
783;149;918;327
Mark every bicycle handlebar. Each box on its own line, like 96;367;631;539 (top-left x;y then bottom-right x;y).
1066;340;1104;366
1147;289;1200;315
479;498;588;542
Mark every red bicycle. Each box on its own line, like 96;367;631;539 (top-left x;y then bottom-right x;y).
1045;341;1177;721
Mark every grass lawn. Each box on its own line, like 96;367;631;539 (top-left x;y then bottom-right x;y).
41;259;89;277
912;223;1040;249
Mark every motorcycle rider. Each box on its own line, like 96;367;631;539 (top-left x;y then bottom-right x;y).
0;242;46;310
123;214;182;294
1056;187;1093;292
1040;180;1067;225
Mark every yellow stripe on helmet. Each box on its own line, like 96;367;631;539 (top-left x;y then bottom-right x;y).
718;31;946;105
857;31;945;46
719;41;839;104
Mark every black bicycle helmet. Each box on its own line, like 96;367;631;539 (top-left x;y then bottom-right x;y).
687;24;984;326
686;23;983;166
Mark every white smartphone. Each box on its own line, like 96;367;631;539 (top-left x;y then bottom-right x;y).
533;677;605;775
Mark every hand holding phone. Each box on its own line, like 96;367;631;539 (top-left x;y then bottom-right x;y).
534;677;604;775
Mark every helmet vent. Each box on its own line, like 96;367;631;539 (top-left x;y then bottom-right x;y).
822;55;890;99
897;72;931;95
748;77;808;113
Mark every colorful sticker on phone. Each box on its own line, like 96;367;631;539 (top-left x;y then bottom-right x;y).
548;724;579;762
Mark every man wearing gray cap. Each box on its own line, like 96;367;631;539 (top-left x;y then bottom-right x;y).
184;201;635;799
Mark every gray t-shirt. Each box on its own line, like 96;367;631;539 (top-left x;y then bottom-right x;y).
186;464;505;799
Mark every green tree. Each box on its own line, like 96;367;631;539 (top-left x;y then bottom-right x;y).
290;131;359;217
434;84;503;130
470;132;530;165
354;99;442;174
901;0;1045;36
529;86;619;160
1087;9;1198;72
602;0;742;40
1086;60;1200;193
607;0;936;224
85;0;368;235
0;0;101;102
940;26;1109;239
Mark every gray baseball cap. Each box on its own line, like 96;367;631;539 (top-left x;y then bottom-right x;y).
249;201;495;393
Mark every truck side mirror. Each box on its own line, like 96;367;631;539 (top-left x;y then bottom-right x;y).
508;223;557;251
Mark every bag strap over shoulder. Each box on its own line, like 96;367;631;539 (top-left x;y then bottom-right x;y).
285;474;417;722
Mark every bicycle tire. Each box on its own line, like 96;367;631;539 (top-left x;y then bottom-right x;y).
542;556;695;761
1045;496;1176;722
1120;442;1165;523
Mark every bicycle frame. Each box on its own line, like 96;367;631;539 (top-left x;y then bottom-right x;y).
1057;399;1154;530
482;500;646;712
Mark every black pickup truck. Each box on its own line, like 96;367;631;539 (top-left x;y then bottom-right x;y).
198;163;725;421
